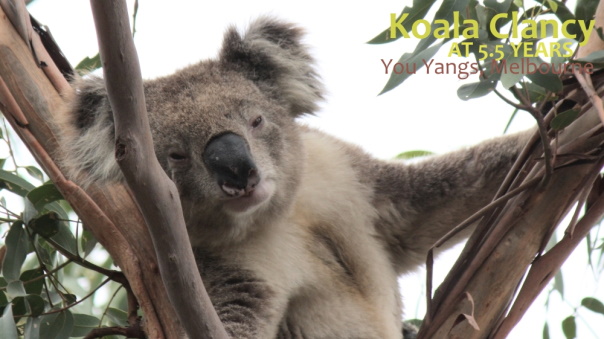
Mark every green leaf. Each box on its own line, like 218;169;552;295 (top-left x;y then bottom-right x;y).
545;0;558;12
81;228;98;258
105;307;128;327
525;58;563;92
413;0;473;53
503;108;519;134
11;296;27;317
405;318;423;328
543;1;579;36
484;0;513;13
581;297;604;315
24;166;44;182
396;150;434;160
0;291;8;307
516;82;548;103
29;212;60;238
575;0;599;26
553;270;564;298
49;221;78;256
0;169;35;196
64;294;77;306
0;304;18;339
75;53;102;72
550;109;580;131
7;281;27;299
499;56;526;89
368;0;437;44
575;50;604;68
380;43;443;94
543;322;550;339
24;319;41;339
457;78;497;100
26;183;68;220
2;221;29;281
20;269;44;295
24;295;45;317
71;314;101;337
561;315;576;339
34;238;52;267
39;311;74;339
25;316;42;339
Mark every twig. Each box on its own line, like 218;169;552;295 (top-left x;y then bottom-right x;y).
573;69;604;127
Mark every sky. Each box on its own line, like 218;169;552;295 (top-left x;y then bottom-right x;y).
24;1;603;338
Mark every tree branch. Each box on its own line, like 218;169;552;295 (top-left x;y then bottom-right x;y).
88;1;228;338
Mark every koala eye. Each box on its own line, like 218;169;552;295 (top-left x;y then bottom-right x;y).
251;116;263;128
168;152;188;162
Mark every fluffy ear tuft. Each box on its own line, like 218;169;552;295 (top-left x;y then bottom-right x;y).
220;16;324;116
57;76;123;188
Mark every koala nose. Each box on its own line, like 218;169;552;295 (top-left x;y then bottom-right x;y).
203;133;260;197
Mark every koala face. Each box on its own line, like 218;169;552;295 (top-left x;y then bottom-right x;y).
63;17;321;247
143;66;305;245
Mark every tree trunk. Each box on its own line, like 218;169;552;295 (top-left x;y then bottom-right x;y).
0;3;182;338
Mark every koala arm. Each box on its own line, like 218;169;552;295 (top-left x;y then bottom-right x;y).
371;130;533;272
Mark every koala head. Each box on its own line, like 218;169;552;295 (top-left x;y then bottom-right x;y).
61;17;323;246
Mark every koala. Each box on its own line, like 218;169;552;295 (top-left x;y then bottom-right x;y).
59;17;532;339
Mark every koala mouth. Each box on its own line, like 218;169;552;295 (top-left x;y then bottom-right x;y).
221;179;275;214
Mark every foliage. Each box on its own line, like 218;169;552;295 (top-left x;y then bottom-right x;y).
371;1;604;338
0;121;129;338
0;0;603;338
0;2;141;338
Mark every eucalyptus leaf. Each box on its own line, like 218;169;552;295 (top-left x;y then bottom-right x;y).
413;0;472;53
368;0;437;44
457;78;497;100
29;212;61;238
581;297;604;315
71;313;101;337
39;311;74;339
11;296;27;317
0;291;8;307
0;170;35;196
7;281;27;299
81;228;98;258
550;109;580;130
20;269;44;295
561;315;576;339
75;54;102;72
499;55;526;89
106;307;128;327
2;221;29;282
553;270;564;298
380;43;443;94
484;0;513;13
0;305;18;339
24;166;44;182
25;316;42;339
49;221;78;256
26;184;68;220
25;295;45;317
395;150;434;160
525;58;563;92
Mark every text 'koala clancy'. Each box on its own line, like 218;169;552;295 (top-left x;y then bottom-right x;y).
59;17;532;339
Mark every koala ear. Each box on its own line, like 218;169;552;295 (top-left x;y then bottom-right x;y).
220;17;324;116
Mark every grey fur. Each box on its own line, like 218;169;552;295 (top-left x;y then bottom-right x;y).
58;17;531;339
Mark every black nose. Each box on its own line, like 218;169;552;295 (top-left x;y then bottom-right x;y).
202;133;260;197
